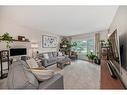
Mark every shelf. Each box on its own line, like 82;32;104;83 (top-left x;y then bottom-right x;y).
12;39;30;42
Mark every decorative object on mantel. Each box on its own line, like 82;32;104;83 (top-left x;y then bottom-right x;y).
0;50;10;79
18;36;25;41
42;35;57;48
0;32;13;48
17;36;30;42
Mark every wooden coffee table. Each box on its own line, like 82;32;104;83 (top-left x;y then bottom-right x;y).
57;58;71;69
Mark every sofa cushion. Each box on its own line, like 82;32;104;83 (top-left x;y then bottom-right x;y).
47;58;58;63
48;52;53;58
31;69;54;81
26;58;39;68
52;52;58;57
7;60;39;89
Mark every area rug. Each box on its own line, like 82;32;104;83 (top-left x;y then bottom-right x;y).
47;60;100;89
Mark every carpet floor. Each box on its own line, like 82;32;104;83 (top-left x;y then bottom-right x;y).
47;60;100;89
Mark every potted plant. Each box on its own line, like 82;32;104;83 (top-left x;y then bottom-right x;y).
100;40;105;47
60;38;77;55
0;32;13;49
86;51;101;65
107;39;112;47
94;56;101;65
86;52;97;63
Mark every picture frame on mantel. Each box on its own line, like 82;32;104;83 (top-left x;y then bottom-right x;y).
42;35;57;48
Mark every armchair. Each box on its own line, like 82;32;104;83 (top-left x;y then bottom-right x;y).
69;51;78;60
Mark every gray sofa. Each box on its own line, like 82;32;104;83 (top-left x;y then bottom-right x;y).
38;52;68;67
7;60;64;89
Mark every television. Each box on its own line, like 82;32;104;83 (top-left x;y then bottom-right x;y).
119;32;127;71
10;48;27;56
108;29;120;73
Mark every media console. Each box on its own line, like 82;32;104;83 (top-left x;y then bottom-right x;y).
107;61;118;79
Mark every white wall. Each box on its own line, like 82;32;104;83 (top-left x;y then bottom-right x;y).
0;16;61;55
99;30;108;41
70;32;95;41
109;6;127;87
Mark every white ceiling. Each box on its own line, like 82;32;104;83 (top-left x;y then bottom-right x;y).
0;6;118;36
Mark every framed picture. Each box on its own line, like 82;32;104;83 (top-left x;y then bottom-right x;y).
42;35;57;48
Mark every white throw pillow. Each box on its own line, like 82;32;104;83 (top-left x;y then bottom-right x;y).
26;58;39;68
43;54;49;59
31;69;54;81
58;52;63;56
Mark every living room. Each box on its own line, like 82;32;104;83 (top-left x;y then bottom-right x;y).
0;5;127;90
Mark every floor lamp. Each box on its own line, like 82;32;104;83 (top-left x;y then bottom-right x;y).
31;42;38;58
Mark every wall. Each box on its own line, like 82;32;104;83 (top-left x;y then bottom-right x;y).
70;32;95;41
0;17;61;55
99;30;108;41
109;6;127;87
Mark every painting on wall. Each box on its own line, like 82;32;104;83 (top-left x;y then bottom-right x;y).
42;35;57;48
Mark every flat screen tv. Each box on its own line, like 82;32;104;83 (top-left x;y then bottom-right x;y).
10;48;27;56
108;29;120;73
119;32;127;71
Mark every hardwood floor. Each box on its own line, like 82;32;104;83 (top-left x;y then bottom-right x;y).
101;60;124;89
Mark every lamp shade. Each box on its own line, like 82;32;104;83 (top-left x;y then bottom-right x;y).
31;42;38;49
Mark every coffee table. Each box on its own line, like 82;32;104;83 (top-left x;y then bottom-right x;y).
57;58;71;69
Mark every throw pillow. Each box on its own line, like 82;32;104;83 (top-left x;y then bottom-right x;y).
48;52;53;58
58;52;63;56
26;58;39;68
43;54;49;59
31;69;54;81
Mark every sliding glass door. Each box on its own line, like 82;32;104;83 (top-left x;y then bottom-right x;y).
71;39;95;60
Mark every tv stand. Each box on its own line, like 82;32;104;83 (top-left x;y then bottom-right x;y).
107;62;117;79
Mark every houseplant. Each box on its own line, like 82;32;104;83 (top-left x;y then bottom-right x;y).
60;38;77;55
100;40;105;47
0;32;13;48
86;51;101;65
86;51;97;63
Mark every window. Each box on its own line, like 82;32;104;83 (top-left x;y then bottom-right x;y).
71;39;95;60
87;39;95;53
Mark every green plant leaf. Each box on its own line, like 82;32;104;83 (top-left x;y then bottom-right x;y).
0;32;13;48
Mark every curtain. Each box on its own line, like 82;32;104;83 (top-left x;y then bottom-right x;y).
95;33;100;58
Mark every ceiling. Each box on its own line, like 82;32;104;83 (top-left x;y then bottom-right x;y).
0;6;118;36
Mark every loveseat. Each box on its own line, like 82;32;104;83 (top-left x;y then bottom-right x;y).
7;60;64;89
38;52;68;67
